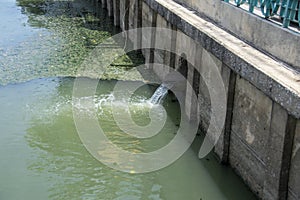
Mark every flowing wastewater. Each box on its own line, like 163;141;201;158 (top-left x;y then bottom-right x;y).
0;0;257;199
150;84;170;104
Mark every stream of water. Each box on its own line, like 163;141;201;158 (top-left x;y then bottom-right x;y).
150;84;170;104
0;0;257;199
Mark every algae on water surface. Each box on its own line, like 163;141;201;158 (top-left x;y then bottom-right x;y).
0;0;145;85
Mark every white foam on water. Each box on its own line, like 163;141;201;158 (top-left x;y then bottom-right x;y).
149;84;169;104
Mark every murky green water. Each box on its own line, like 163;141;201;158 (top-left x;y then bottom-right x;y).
0;0;257;199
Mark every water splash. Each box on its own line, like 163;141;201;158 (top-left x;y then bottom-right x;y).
149;84;171;104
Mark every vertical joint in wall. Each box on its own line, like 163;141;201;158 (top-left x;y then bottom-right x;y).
113;0;120;26
192;69;200;96
149;9;157;68
106;0;113;17
136;0;143;52
124;0;130;30
169;24;177;69
221;69;237;164
279;115;297;200
101;0;107;9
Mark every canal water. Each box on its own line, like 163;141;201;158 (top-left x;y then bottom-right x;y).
0;0;257;199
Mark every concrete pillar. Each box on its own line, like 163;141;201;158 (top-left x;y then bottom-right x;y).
154;15;172;78
106;0;113;17
124;0;130;30
229;77;272;197
185;64;200;122
149;9;157;69
113;0;120;26
119;0;129;31
288;120;300;200
194;44;203;126
278;115;297;200
127;0;142;50
262;103;296;200
169;24;177;69
101;0;107;9
214;64;236;164
136;0;142;50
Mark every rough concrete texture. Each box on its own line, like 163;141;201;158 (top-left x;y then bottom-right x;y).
142;1;152;27
288;120;300;200
263;103;288;200
214;64;231;161
197;51;212;134
174;0;300;70
154;14;172;78
194;43;205;129
101;0;106;9
229;129;266;197
230;76;272;196
106;0;113;17
128;0;137;43
119;0;126;30
112;0;120;26
184;65;193;120
175;30;198;119
141;2;152;64
175;30;197;67
199;49;225;146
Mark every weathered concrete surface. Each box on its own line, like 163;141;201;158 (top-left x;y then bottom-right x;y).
230;77;272;196
174;0;300;71
153;14;170;80
141;1;152;64
263;103;289;200
101;0;106;9
106;0;113;17
214;63;233;162
112;0;120;26
128;0;137;43
289;121;300;200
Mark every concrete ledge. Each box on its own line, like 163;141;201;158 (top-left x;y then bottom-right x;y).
174;0;300;71
144;0;300;119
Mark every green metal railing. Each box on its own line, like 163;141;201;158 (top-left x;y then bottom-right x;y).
223;0;300;28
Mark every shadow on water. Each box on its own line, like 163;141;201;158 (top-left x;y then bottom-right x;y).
16;0;119;53
17;0;117;32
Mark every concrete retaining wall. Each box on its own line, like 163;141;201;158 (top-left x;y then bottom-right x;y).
98;0;300;199
174;0;300;71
